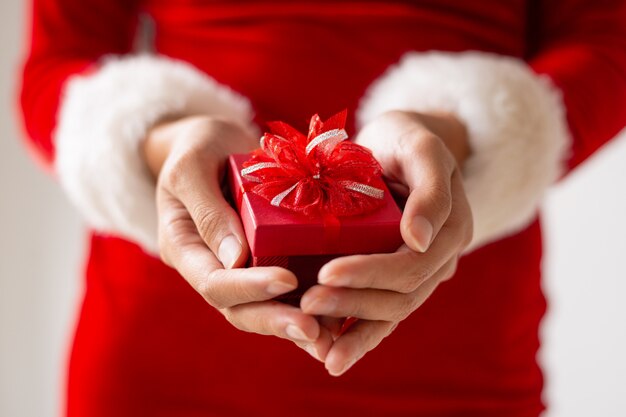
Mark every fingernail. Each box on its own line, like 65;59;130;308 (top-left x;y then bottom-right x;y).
329;358;356;377
318;274;349;286
218;235;242;269
286;324;313;342
304;344;323;362
266;280;296;296
305;296;338;315
411;216;433;253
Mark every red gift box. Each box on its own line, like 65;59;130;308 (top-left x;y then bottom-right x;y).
228;154;403;302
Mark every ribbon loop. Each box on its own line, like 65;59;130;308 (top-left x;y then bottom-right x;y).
241;162;280;182
305;129;348;156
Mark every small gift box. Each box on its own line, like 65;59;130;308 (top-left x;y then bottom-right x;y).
228;111;403;303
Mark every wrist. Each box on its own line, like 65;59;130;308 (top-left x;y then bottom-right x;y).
142;115;188;180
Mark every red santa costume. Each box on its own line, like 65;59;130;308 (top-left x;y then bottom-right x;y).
19;0;626;416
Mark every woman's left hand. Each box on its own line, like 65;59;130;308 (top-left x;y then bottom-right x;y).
300;110;474;376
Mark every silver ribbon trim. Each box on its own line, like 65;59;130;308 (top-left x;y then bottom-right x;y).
260;133;288;151
241;162;280;183
305;129;348;156
341;181;385;200
269;180;384;209
270;182;300;207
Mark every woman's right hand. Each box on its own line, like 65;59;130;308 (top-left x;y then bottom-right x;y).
143;115;331;360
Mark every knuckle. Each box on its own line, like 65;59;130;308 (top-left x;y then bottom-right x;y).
393;295;418;321
158;225;170;255
403;265;434;293
158;247;173;267
441;258;458;281
193;205;224;246
363;271;379;290
461;210;475;249
407;133;456;175
352;295;369;319
445;210;473;252
416;132;443;153
398;277;420;294
198;273;227;309
157;229;168;252
424;182;453;213
161;150;202;193
353;324;372;349
359;324;387;353
206;296;227;311
156;232;173;266
221;308;246;331
462;223;474;249
405;132;444;163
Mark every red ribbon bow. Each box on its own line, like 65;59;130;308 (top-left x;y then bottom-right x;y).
241;110;386;217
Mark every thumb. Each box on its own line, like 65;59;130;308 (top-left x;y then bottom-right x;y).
171;119;258;268
182;170;249;268
398;133;459;252
355;113;456;253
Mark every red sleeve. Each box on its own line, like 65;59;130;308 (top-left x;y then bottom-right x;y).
528;0;626;172
19;0;140;169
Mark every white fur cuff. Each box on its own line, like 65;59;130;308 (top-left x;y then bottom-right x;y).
54;55;255;254
357;51;571;251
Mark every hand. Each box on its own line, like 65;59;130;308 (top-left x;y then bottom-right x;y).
301;110;474;376
143;115;333;356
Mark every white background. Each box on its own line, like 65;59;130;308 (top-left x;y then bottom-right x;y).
1;1;625;416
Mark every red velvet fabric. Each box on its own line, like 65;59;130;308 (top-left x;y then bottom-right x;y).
17;1;626;416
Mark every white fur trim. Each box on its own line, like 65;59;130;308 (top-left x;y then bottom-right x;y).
357;51;571;251
54;55;256;254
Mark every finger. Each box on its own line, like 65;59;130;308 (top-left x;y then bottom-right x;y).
318;236;460;294
304;259;453;320
324;320;398;377
160;121;257;269
293;323;335;362
199;267;298;309
318;316;344;341
355;113;457;252
223;301;320;344
318;172;471;293
158;190;297;308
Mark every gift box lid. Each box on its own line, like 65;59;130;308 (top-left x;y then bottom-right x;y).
228;154;403;257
